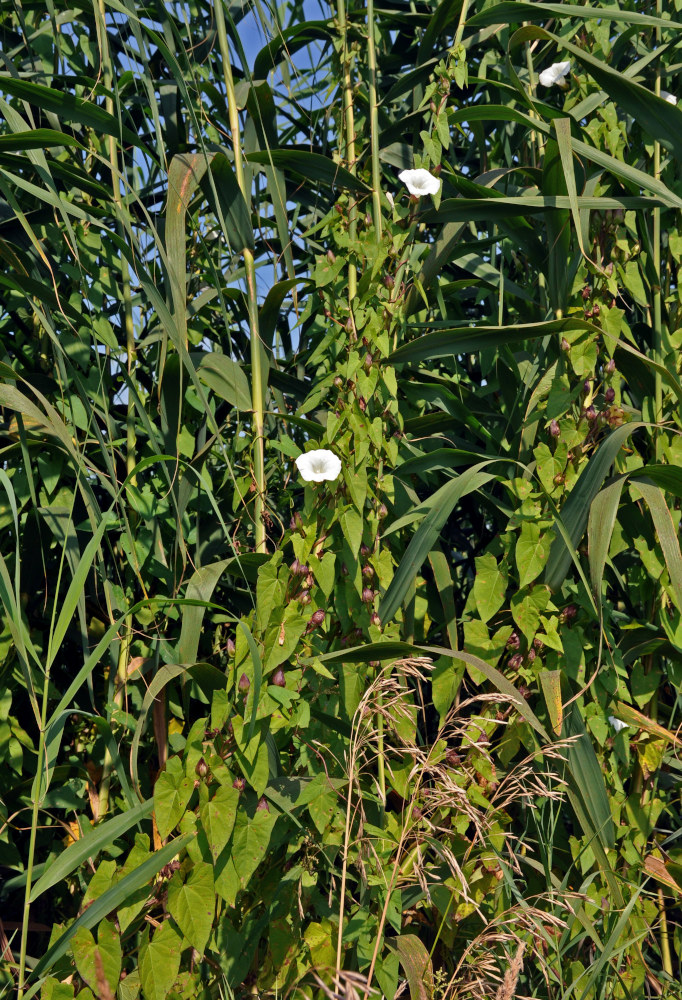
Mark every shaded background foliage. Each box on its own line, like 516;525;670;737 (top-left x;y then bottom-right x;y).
2;0;682;997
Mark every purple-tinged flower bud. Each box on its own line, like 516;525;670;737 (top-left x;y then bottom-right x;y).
582;285;591;301
508;653;523;670
238;673;250;693
369;660;380;668
354;627;363;639
309;609;326;628
334;375;343;389
364;353;373;371
583;380;591;393
362;564;375;579
561;338;571;352
341;563;349;576
272;667;286;687
605;358;616;374
383;274;395;290
585;405;597;421
549;419;560;438
327;249;336;264
378;503;388;519
533;635;545;650
291;558;302;575
563;604;577;620
358;396;367;412
226;637;236;656
233;777;245;793
195;757;208;778
298;588;311;605
553;473;565;486
445;749;461;767
605;387;615;403
370;611;382;628
506;632;520;650
527;647;536;663
360;544;370;558
361;587;375;604
592;303;600;317
257;796;270;812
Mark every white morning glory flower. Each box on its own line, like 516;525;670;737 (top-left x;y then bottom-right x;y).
662;90;678;105
608;716;629;734
295;449;342;483
398;168;441;198
538;61;571;88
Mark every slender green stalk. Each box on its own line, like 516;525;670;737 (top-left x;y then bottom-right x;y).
95;0;137;820
337;0;357;303
658;887;673;977
653;4;663;458
17;666;51;999
214;0;267;554
366;0;382;237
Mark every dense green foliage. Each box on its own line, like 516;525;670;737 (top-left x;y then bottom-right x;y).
2;0;682;997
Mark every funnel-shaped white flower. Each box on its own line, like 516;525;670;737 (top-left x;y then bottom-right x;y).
295;449;342;483
662;90;678;105
538;61;571;88
608;715;629;734
399;168;441;197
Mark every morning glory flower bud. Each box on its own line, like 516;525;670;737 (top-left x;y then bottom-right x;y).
538;61;571;88
295;449;342;483
398;168;441;197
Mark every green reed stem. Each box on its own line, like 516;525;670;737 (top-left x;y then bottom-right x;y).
653;3;663;459
337;0;357;302
215;0;267;554
367;0;382;238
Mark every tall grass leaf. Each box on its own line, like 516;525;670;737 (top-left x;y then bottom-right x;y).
393;934;434;1000
245;150;371;193
166;153;211;341
379;464;502;623
468;2;682;31
629;464;682;497
428;548;458;650
0;129;85;152
588;477;626;608
0;76;142;147
563;699;615;850
574;888;642;1000
636;481;682;613
389;319;576;364
27;833;194;987
177;561;231;665
253;21;332;78
553;118;586;258
46;511;114;670
29;799;154;903
192;352;252;412
422;195;662;224
202;153;254;252
544;423;646;593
